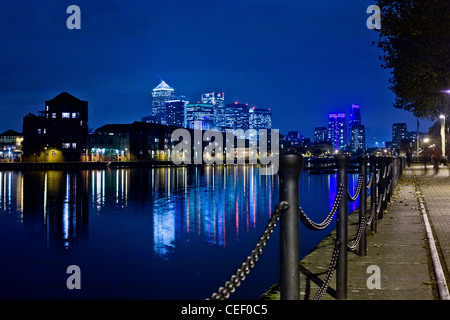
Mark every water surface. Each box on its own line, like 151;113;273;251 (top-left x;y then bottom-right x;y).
0;165;360;299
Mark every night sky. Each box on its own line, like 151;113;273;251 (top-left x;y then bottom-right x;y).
0;0;434;147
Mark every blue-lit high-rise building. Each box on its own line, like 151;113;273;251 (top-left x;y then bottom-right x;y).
349;104;361;129
348;104;365;152
328;113;347;150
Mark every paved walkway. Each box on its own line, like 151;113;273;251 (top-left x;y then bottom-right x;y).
410;164;450;294
263;164;450;300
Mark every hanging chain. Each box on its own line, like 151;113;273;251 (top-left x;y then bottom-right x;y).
313;240;340;300
208;201;289;300
348;175;364;202
299;184;344;231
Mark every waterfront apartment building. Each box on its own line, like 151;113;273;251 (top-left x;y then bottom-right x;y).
89;121;274;163
0;129;23;160
328;113;347;150
89;122;177;161
151;81;175;125
22;92;88;161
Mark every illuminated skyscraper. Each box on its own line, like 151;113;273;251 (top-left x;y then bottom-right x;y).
328;113;347;150
348;104;365;151
151;81;175;125
349;104;361;128
165;100;185;127
224;102;250;130
186;103;215;130
350;124;366;152
249;107;272;130
201;92;225;129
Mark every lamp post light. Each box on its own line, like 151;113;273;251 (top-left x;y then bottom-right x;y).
441;89;450;161
440;114;446;158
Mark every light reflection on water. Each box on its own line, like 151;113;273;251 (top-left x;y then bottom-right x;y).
0;166;360;299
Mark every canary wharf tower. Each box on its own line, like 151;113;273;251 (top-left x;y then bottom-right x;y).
152;80;175;125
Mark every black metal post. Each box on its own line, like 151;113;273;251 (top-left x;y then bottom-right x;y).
370;155;377;233
279;152;303;300
335;154;349;300
358;155;367;256
394;156;400;187
386;157;392;203
378;156;385;219
382;157;388;212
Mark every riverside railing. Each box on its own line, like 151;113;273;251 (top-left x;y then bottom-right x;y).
208;152;404;300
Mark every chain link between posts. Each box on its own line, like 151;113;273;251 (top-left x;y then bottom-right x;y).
208;201;289;300
208;158;397;301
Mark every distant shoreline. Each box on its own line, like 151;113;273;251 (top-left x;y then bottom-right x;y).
0;157;366;172
0;161;184;171
0;161;278;171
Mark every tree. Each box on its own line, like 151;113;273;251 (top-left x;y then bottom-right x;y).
375;0;450;120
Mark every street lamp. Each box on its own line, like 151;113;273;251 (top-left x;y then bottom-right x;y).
440;114;446;158
441;89;450;159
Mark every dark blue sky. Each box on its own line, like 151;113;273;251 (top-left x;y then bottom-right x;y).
0;0;433;147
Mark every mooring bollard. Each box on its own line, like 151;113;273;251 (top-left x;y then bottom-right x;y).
377;156;385;219
386;157;392;203
370;155;377;233
279;152;303;300
382;157;389;212
358;155;367;256
335;154;349;300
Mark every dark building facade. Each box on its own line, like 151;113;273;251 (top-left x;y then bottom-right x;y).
89;122;178;161
392;123;407;148
88;121;277;163
22;92;88;161
314;127;328;143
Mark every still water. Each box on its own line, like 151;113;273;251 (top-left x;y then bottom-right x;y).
0;165;359;299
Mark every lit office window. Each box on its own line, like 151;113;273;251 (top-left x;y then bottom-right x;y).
62;143;70;148
72;143;77;148
62;112;70;118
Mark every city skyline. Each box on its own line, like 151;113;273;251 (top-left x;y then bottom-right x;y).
0;1;435;147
